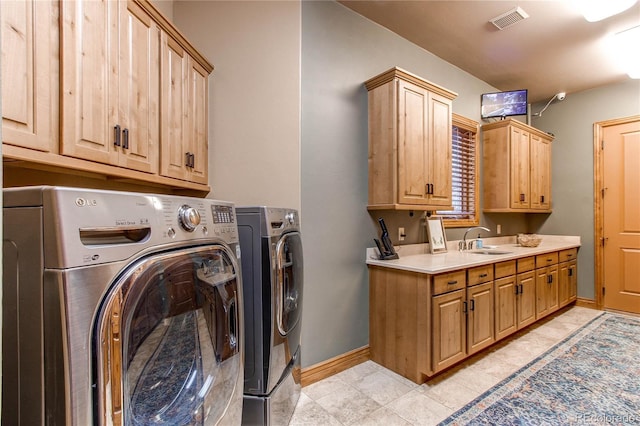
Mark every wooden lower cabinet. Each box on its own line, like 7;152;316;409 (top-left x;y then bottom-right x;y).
432;289;466;373
467;281;495;355
369;248;578;383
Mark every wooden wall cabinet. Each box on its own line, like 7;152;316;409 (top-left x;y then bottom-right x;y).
160;34;209;185
1;0;58;153
61;0;159;173
482;119;553;213
2;0;213;193
365;67;457;211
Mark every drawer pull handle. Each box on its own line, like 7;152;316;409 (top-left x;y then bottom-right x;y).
447;280;458;285
479;273;488;278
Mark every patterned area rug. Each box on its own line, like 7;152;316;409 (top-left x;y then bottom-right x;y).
440;312;640;425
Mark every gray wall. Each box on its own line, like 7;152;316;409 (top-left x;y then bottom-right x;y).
301;1;501;367
531;80;640;299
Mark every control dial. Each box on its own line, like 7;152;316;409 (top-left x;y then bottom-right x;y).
178;205;201;232
285;212;296;225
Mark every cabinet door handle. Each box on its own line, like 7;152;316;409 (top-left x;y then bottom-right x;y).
463;301;467;313
541;195;545;203
447;280;458;285
185;152;195;168
515;284;520;295
191;153;195;168
520;193;525;202
470;299;475;311
519;284;523;294
425;183;433;195
122;128;129;149
569;268;573;277
114;125;121;147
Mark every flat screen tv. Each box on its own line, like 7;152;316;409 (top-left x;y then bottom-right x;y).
481;89;528;119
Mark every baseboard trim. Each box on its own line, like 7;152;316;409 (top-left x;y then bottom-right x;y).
301;346;370;387
576;297;598;309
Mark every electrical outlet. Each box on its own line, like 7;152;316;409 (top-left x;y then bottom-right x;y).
497;224;502;235
399;227;405;241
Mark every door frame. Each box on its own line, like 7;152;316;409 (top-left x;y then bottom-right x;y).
593;114;640;310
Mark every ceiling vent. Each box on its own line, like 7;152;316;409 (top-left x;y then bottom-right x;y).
489;6;530;30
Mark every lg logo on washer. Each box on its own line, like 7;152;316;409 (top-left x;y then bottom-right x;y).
75;197;98;207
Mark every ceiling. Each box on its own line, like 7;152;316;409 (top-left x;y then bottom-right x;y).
339;1;640;103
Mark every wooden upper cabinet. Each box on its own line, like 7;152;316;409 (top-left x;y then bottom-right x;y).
61;0;159;173
1;0;58;152
160;35;209;184
365;67;457;211
482;119;554;212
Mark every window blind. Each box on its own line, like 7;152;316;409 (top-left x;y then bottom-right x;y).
438;115;478;225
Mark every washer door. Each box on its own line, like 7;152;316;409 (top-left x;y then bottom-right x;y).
94;245;242;426
275;232;303;336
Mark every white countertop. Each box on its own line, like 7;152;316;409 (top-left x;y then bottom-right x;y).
366;235;581;274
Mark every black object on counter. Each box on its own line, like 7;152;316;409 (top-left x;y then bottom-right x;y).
374;218;399;260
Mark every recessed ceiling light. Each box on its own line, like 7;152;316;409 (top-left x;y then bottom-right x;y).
574;0;638;22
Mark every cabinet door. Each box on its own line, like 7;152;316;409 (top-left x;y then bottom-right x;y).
467;282;495;355
432;289;466;372
185;57;209;184
61;0;119;164
397;80;430;205
530;134;551;210
559;261;577;308
568;260;577;302
117;1;159;173
426;92;453;207
536;266;558;319
160;33;189;181
1;0;58;152
495;275;517;340
517;271;536;328
510;126;530;209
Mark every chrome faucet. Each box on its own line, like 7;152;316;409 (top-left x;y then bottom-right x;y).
460;226;491;251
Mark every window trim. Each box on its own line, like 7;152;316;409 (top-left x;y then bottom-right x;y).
439;113;480;228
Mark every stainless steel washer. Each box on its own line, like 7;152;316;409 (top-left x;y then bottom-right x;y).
237;207;303;425
2;186;244;425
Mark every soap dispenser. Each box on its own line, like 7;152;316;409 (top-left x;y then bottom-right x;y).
475;234;483;249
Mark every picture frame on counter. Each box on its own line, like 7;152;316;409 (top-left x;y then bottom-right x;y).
426;216;448;254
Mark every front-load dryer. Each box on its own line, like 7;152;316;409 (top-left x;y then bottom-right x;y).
237;207;303;426
2;186;244;425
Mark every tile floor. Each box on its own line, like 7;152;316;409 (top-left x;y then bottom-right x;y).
290;305;602;426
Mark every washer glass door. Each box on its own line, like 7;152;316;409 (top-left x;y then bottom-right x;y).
275;232;303;336
94;245;242;426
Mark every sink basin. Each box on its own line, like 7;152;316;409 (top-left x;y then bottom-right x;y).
469;249;513;255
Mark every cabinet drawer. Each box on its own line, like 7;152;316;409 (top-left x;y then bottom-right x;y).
467;264;494;286
432;270;466;295
495;260;516;279
517;256;535;273
536;252;559;268
559;248;578;262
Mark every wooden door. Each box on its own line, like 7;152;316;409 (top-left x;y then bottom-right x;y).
397;80;430;205
602;119;640;313
61;0;119;164
117;0;159;173
516;271;536;328
432;289;466;372
495;275;517;340
1;0;58;152
467;282;495;355
426;92;453;208
510;126;530;209
530;134;551;210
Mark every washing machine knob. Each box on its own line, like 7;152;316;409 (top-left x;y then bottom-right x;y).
178;205;201;232
285;212;296;225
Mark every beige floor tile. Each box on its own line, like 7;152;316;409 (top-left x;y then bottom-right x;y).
350;406;413;426
352;370;416;405
289;393;342;426
386;388;454;425
315;384;382;425
302;375;350;401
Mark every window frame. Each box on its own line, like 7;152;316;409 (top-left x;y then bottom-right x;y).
438;113;480;228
